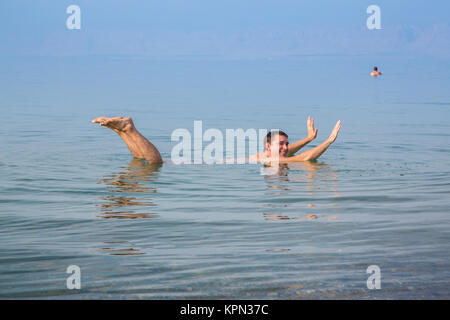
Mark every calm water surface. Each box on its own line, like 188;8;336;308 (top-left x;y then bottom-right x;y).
0;56;449;298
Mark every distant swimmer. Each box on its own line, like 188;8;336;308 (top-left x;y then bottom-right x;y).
91;116;341;164
370;66;382;77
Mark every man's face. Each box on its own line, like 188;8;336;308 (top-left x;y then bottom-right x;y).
266;134;289;158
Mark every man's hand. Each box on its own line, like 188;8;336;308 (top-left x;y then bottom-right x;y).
307;116;318;140
327;120;341;143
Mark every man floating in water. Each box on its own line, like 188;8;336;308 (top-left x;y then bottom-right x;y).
250;117;341;163
371;66;382;77
91;116;341;164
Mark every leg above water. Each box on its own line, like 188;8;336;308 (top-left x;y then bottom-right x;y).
92;116;163;163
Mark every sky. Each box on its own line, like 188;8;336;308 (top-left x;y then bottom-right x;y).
0;0;449;58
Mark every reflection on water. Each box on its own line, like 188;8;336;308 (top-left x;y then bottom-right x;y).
96;159;162;219
262;161;338;193
262;161;340;221
99;241;147;256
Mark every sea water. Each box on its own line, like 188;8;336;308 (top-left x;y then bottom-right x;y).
0;55;449;298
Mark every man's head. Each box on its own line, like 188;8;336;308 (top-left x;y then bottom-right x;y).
265;130;289;157
373;66;378;71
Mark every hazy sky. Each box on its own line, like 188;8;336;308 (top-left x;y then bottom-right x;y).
1;0;449;58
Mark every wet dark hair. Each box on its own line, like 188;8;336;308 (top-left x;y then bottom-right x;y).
374;66;378;71
265;130;288;144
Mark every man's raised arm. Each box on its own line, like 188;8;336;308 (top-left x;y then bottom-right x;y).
287;116;318;156
285;120;341;162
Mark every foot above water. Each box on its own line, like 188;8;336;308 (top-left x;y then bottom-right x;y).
91;116;134;133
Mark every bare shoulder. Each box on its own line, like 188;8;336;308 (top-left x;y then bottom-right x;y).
253;152;273;163
249;153;262;162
